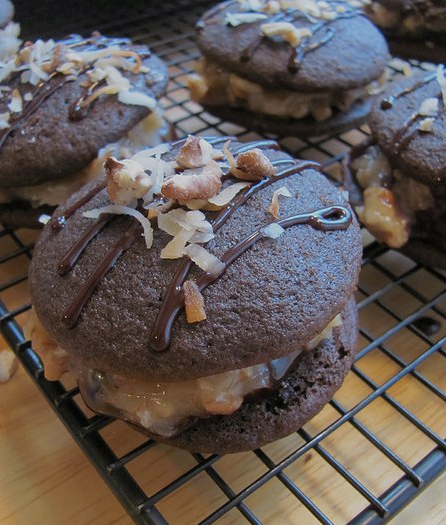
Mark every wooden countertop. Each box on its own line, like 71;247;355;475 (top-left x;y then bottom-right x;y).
0;363;444;525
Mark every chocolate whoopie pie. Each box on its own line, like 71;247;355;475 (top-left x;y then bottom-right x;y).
28;135;362;454
344;66;446;267
0;34;168;229
364;0;446;63
189;0;389;137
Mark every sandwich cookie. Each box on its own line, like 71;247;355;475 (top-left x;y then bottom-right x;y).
28;135;362;453
344;66;446;267
189;0;389;136
364;0;446;63
0;33;168;228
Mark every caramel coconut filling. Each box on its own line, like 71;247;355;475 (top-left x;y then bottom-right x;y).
189;59;378;122
26;309;342;438
0;109;165;208
351;144;434;248
365;4;446;36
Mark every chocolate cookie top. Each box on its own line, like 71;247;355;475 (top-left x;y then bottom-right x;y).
195;0;388;92
0;0;13;28
0;34;168;188
368;68;446;186
29;136;361;382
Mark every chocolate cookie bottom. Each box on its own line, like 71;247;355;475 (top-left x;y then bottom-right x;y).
203;99;372;138
131;298;358;454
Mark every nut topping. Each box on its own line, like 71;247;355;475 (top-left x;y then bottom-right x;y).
235;148;275;181
104;156;152;205
161;160;223;201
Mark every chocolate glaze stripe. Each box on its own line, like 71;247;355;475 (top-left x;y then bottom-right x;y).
150;158;321;351
57;214;113;275
61;220;140;328
50;179;107;231
235;4;357;72
381;71;437;109
196;205;352;290
0;74;76;150
151;204;351;351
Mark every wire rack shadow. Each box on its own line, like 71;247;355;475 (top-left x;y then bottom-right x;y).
1;1;445;524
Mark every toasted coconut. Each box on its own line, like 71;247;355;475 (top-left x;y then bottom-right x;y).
207;181;250;206
7;88;23;113
261;222;285;239
83;204;154;248
437;65;446;105
223;140;248;179
184;243;225;275
268;186;292;218
183;280;207;323
419;97;438;117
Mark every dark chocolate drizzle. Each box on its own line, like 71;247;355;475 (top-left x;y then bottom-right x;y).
57;214;112;275
61;220;140;328
150;203;351;351
380;71;437;110
202;1;357;73
0;35;150;151
0;74;75;150
50;179;106;231
383;71;442;155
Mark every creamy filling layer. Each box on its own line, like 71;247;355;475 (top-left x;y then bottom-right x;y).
25;309;342;437
0;109;166;207
189;59;379;123
351;144;434;248
365;3;446;36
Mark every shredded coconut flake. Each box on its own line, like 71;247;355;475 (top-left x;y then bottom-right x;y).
419;117;435;133
83;205;153;248
117;89;157;109
184;243;225;275
161;228;196;259
207;181;250;206
268;186;292;218
132;143;171;163
437;65;446;106
183;280;207;323
418;97;438;117
261;222;285;239
0;112;10;129
225;12;268;26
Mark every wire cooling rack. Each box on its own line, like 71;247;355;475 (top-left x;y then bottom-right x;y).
1;1;445;524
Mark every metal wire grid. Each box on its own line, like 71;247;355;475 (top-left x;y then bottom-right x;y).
1;1;445;524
